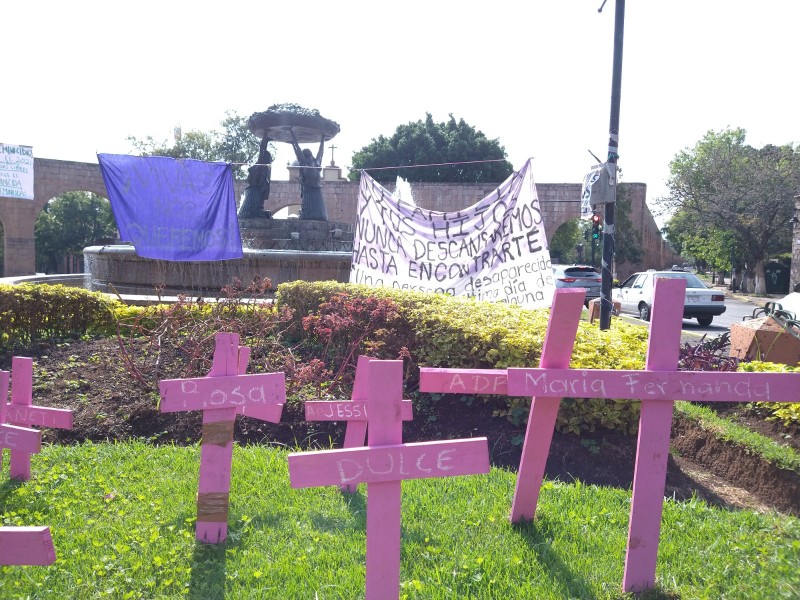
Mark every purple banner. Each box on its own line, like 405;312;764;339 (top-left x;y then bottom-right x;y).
97;154;242;261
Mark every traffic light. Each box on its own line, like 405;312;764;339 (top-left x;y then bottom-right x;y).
591;212;602;240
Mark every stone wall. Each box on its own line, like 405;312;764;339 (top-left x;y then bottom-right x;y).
1;158;679;280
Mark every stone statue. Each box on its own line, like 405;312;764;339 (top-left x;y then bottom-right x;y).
290;128;328;221
238;136;273;219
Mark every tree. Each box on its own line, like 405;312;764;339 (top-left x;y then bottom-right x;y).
35;192;118;273
549;219;584;264
127;111;263;180
349;113;514;183
659;128;800;294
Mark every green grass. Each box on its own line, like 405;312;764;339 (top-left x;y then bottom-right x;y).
675;401;800;474
1;442;798;599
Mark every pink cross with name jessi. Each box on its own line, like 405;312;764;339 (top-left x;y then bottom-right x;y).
421;280;800;593
303;355;414;492
159;332;286;544
0;526;56;566
288;359;491;600
1;357;73;480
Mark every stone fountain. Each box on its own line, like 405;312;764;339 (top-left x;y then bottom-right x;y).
84;104;353;297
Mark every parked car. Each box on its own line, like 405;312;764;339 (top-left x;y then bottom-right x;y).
552;264;602;306
613;269;726;326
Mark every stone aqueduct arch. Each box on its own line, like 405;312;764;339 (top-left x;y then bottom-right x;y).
0;158;676;279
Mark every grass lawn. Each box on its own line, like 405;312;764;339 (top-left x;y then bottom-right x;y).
1;442;799;599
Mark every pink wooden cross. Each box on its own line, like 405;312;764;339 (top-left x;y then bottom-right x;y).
0;526;56;565
2;357;73;480
288;360;490;600
159;332;286;544
304;355;414;492
507;277;800;592
0;369;44;480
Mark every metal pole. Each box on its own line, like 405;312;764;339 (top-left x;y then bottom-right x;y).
599;0;625;330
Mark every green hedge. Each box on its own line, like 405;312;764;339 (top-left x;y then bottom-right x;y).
0;283;124;346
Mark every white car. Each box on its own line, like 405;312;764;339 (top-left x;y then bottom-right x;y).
613;270;726;326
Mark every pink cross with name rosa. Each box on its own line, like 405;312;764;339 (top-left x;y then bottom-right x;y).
159;332;286;544
304;355;414;492
0;526;56;566
2;357;73;480
288;359;490;600
421;280;800;593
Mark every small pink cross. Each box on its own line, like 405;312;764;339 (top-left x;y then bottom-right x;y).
2;357;73;480
288;359;490;600
159;332;286;544
304;355;413;492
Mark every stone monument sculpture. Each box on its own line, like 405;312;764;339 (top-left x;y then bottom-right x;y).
247;103;340;221
237;136;274;219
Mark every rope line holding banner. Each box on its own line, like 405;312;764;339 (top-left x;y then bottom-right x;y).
358;159;511;172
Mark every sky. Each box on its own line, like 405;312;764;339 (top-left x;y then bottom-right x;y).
3;1;799;224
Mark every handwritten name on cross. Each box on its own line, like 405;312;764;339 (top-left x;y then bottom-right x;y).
0;527;56;565
422;281;800;593
0;370;41;480
288;360;490;600
159;332;286;544
2;357;73;480
304;355;414;492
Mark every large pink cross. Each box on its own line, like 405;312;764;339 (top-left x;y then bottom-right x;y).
288;359;490;600
0;369;43;480
2;357;73;480
304;355;414;492
421;281;800;593
159;332;286;544
0;526;56;565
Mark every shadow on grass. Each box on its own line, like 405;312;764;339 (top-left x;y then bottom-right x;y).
512;515;680;600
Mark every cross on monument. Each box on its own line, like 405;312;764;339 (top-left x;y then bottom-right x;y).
421;281;800;593
328;144;337;166
288;359;490;600
304;355;414;492
159;332;286;543
2;357;73;480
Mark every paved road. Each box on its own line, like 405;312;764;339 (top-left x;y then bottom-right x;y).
618;294;767;339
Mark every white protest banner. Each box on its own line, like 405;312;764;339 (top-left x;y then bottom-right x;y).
0;144;34;200
350;158;555;309
580;164;603;219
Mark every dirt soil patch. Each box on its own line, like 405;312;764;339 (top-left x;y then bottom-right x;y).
3;337;798;516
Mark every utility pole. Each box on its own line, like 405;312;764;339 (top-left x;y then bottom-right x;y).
599;0;625;330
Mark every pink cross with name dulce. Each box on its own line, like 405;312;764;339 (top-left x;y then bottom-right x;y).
421;280;800;594
288;359;490;600
159;332;286;544
304;355;414;492
1;357;73;481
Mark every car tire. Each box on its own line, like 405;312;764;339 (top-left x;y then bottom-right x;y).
697;316;713;326
639;303;651;322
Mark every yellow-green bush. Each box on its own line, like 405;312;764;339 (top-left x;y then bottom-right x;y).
0;283;125;346
739;361;800;426
276;281;649;434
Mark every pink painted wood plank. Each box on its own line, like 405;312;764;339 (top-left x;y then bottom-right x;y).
159;372;286;413
623;277;685;593
195;333;239;545
0;424;42;456
420;368;508;395
341;355;371;452
289;438;491;488
305;400;414;422
0;370;8;424
507;369;800;403
365;360;404;600
511;288;586;523
4;404;74;430
0;527;56;565
233;347;285;423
